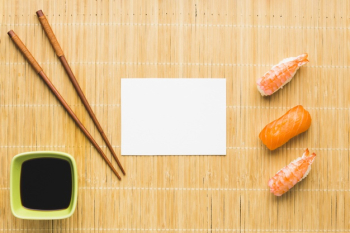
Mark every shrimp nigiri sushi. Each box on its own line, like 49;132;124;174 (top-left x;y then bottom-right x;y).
259;105;311;150
257;53;309;96
268;149;316;196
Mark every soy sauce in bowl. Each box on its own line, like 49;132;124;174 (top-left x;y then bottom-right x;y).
20;158;72;210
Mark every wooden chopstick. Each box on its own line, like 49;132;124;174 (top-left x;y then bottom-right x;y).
36;10;125;175
8;30;121;180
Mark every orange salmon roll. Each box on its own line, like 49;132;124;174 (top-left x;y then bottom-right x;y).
259;105;311;150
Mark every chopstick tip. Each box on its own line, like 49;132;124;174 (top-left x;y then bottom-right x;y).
36;10;44;17
7;30;15;38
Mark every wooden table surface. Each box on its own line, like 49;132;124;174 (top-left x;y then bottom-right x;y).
1;0;350;232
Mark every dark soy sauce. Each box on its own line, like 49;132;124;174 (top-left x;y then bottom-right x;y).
20;158;72;210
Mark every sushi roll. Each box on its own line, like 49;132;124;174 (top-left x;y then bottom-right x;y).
259;105;311;150
268;149;316;196
257;54;309;96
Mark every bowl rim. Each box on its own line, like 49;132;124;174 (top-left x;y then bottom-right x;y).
10;151;78;220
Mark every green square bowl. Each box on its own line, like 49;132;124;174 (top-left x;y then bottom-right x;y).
10;151;78;220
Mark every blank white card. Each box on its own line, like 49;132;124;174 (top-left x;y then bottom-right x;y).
121;78;226;155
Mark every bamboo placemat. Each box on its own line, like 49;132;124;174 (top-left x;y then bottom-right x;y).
1;0;350;232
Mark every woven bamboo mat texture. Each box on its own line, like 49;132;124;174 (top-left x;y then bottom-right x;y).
1;0;350;232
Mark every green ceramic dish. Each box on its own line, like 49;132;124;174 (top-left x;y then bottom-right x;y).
10;151;78;220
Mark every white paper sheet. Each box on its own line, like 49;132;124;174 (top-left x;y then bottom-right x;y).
121;78;226;155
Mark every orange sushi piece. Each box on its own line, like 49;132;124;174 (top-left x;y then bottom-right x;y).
259;105;311;150
268;149;316;196
257;54;309;96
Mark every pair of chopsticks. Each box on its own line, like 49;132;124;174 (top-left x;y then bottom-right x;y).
8;10;125;180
